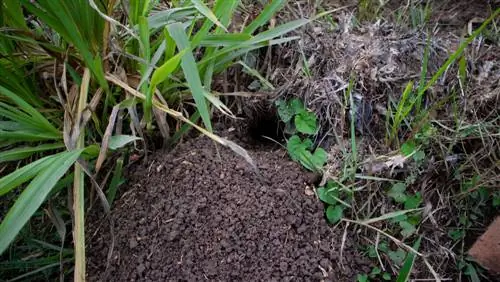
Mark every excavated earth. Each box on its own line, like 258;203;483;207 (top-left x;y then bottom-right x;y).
86;135;370;281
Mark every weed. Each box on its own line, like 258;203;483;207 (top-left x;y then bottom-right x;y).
276;98;327;172
317;181;352;224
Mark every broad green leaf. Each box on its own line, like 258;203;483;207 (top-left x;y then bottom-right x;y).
399;221;417;237
404;192;422;209
412;150;425;162
190;0;228;32
464;263;481;282
108;135;142;150
357;274;369;282
388;248;406;265
290;98;304;114
295;110;318;135
311;148;327;170
286;135;308;162
388;183;408;203
371;267;382;276
326;205;343;224
493;192;500;207
0;143;64;163
400;141;416;156
0;149;83;254
167;23;212;132
316;187;338;205
286;135;324;171
276;100;294;123
150;48;188;88
396;237;421;282
448;229;465;241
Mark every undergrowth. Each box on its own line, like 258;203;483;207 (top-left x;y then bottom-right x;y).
278;4;500;281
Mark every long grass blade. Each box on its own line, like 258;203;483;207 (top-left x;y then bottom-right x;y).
190;0;228;32
419;8;499;96
0;143;65;163
396;237;422;282
243;0;285;34
0;150;83;255
167;23;212;131
0;155;56;196
150;48;187;88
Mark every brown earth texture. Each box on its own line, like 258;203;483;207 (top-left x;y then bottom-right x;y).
86;136;370;281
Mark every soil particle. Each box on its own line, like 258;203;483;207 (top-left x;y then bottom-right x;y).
87;136;370;281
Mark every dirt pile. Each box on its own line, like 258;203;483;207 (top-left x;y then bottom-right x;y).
87;136;370;281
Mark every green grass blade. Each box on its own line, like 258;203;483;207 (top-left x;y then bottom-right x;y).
238;60;275;90
212;36;300;73
0;155;56;196
198;19;306;68
0;130;61;143
138;15;153;124
247;19;309;45
151;48;187;88
416;34;430;111
148;7;197;29
396;237;422;282
2;0;28;29
198;0;239;86
167;23;212;131
107;157;124;206
190;0;237;48
137;40;166;90
0;149;83;255
243;0;286;34
0;85;59;135
0;143;65;163
190;0;228;32
362;209;422;225
200;33;253;46
419;8;499;96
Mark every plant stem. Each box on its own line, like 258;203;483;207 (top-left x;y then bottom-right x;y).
73;69;90;282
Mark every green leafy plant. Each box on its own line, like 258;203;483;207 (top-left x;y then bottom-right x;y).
276;98;326;172
316;181;352;224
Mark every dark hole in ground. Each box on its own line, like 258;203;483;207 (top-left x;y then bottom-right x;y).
246;111;284;145
86;135;370;281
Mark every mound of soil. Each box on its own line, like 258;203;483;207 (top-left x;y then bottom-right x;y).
87;136;370;281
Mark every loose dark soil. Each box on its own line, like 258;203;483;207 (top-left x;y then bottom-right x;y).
87;136;370;281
